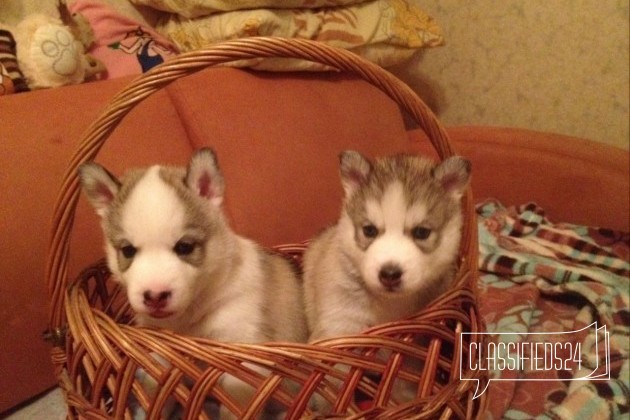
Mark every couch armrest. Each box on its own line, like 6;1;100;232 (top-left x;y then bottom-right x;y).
410;126;629;232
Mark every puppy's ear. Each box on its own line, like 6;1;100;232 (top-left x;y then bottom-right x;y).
78;163;121;218
186;148;225;207
339;150;372;197
433;156;471;199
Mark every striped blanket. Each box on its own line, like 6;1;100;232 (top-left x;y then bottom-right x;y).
476;201;629;419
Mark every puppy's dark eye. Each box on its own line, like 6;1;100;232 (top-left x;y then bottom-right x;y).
174;240;196;256
121;244;137;259
362;224;379;238
411;226;432;240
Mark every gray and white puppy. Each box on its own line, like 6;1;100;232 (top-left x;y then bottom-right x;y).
79;148;307;418
303;151;470;409
304;151;470;341
304;151;471;341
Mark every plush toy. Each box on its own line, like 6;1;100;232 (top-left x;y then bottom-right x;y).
0;28;29;95
11;8;106;89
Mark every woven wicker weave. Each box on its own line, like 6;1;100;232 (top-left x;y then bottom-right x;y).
46;37;487;419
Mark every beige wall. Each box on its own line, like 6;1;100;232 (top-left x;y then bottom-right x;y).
394;0;629;150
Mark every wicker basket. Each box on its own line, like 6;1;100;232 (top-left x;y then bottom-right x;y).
46;37;487;419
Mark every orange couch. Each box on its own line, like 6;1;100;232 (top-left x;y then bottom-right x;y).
0;67;627;414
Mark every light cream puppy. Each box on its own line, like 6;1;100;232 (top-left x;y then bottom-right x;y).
80;148;307;419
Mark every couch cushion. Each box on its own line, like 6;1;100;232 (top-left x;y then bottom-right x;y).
163;68;414;246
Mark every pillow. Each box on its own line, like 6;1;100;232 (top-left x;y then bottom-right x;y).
69;0;179;80
130;0;367;19
155;0;443;71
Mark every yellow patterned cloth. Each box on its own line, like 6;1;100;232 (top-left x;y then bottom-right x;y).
148;0;443;71
131;0;366;18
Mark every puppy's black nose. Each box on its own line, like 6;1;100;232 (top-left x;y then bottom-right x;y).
379;264;402;288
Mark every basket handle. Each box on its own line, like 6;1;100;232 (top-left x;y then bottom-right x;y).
46;36;473;337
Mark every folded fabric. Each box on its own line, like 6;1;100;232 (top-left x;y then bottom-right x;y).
155;0;443;71
130;0;367;19
69;0;179;80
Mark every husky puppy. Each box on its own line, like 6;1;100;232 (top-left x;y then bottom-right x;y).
79;148;307;418
303;151;470;408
